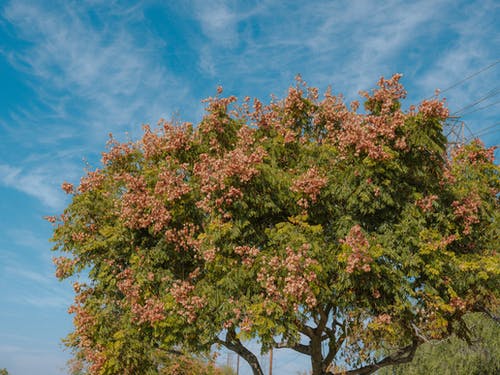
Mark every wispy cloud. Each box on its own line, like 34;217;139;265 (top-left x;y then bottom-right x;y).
0;164;65;209
0;0;195;206
186;0;498;150
188;0;450;98
415;0;499;146
192;0;239;47
1;259;73;308
3;1;189;132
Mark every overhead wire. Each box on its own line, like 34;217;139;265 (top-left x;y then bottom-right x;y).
451;86;500;115
458;98;500;116
427;60;500;143
474;122;500;138
424;59;500;100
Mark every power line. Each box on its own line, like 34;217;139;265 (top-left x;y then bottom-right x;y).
458;98;500;116
474;122;500;136
451;86;500;115
425;59;500;100
474;122;500;138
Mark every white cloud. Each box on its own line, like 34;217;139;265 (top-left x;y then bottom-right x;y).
194;0;238;46
1;259;73;308
188;0;450;99
2;0;191;134
0;164;64;209
415;0;499;147
0;0;195;207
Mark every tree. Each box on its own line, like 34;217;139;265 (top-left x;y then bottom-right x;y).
49;75;499;375
376;312;500;374
0;369;9;375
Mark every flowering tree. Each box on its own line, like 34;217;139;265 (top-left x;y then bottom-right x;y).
49;75;499;375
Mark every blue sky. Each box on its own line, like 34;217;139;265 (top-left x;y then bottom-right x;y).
0;1;498;374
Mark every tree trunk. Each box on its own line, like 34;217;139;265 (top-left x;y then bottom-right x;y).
310;335;325;375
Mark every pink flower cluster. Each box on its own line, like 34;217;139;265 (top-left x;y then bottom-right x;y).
53;256;78;279
116;269;166;325
44;215;57;223
199;94;238;135
418;99;449;120
62;182;74;194
361;74;407;112
450;297;466;311
416;195;438;212
78;169;105;193
452;192;481;235
374;313;392;325
234;245;260;266
117;269;141;302
193;143;266;213
118;173;172;233
240;315;253;333
325;76;409;159
101;135;134;165
131;297;165;324
340;225;373;274
222;301;244;329
154;161;191;202
68;290;106;374
257;244;318;311
291;167;328;207
141;121;192;159
165;223;200;252
202;247;217;262
170;280;206;323
452;139;496;165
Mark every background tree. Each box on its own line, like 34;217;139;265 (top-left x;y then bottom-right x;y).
0;369;9;375
49;74;499;375
376;312;500;375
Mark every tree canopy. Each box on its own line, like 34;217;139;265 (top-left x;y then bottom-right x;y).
49;74;499;375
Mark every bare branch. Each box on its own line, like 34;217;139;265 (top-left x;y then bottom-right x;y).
475;305;500;324
299;324;315;338
216;331;264;375
411;322;430;343
273;341;311;355
328;342;418;375
322;325;346;370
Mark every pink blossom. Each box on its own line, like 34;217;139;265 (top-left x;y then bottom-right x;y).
452;192;481;235
416;195;438;212
291;167;328;206
418;99;449;120
62;182;74;194
341;225;373;274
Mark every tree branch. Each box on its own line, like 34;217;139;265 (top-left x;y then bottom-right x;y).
323;330;346;369
273;341;311;355
216;330;264;375
328;342;418;375
299;323;315;338
316;305;329;334
475;305;500;324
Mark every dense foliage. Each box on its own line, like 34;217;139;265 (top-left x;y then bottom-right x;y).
49;75;499;375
